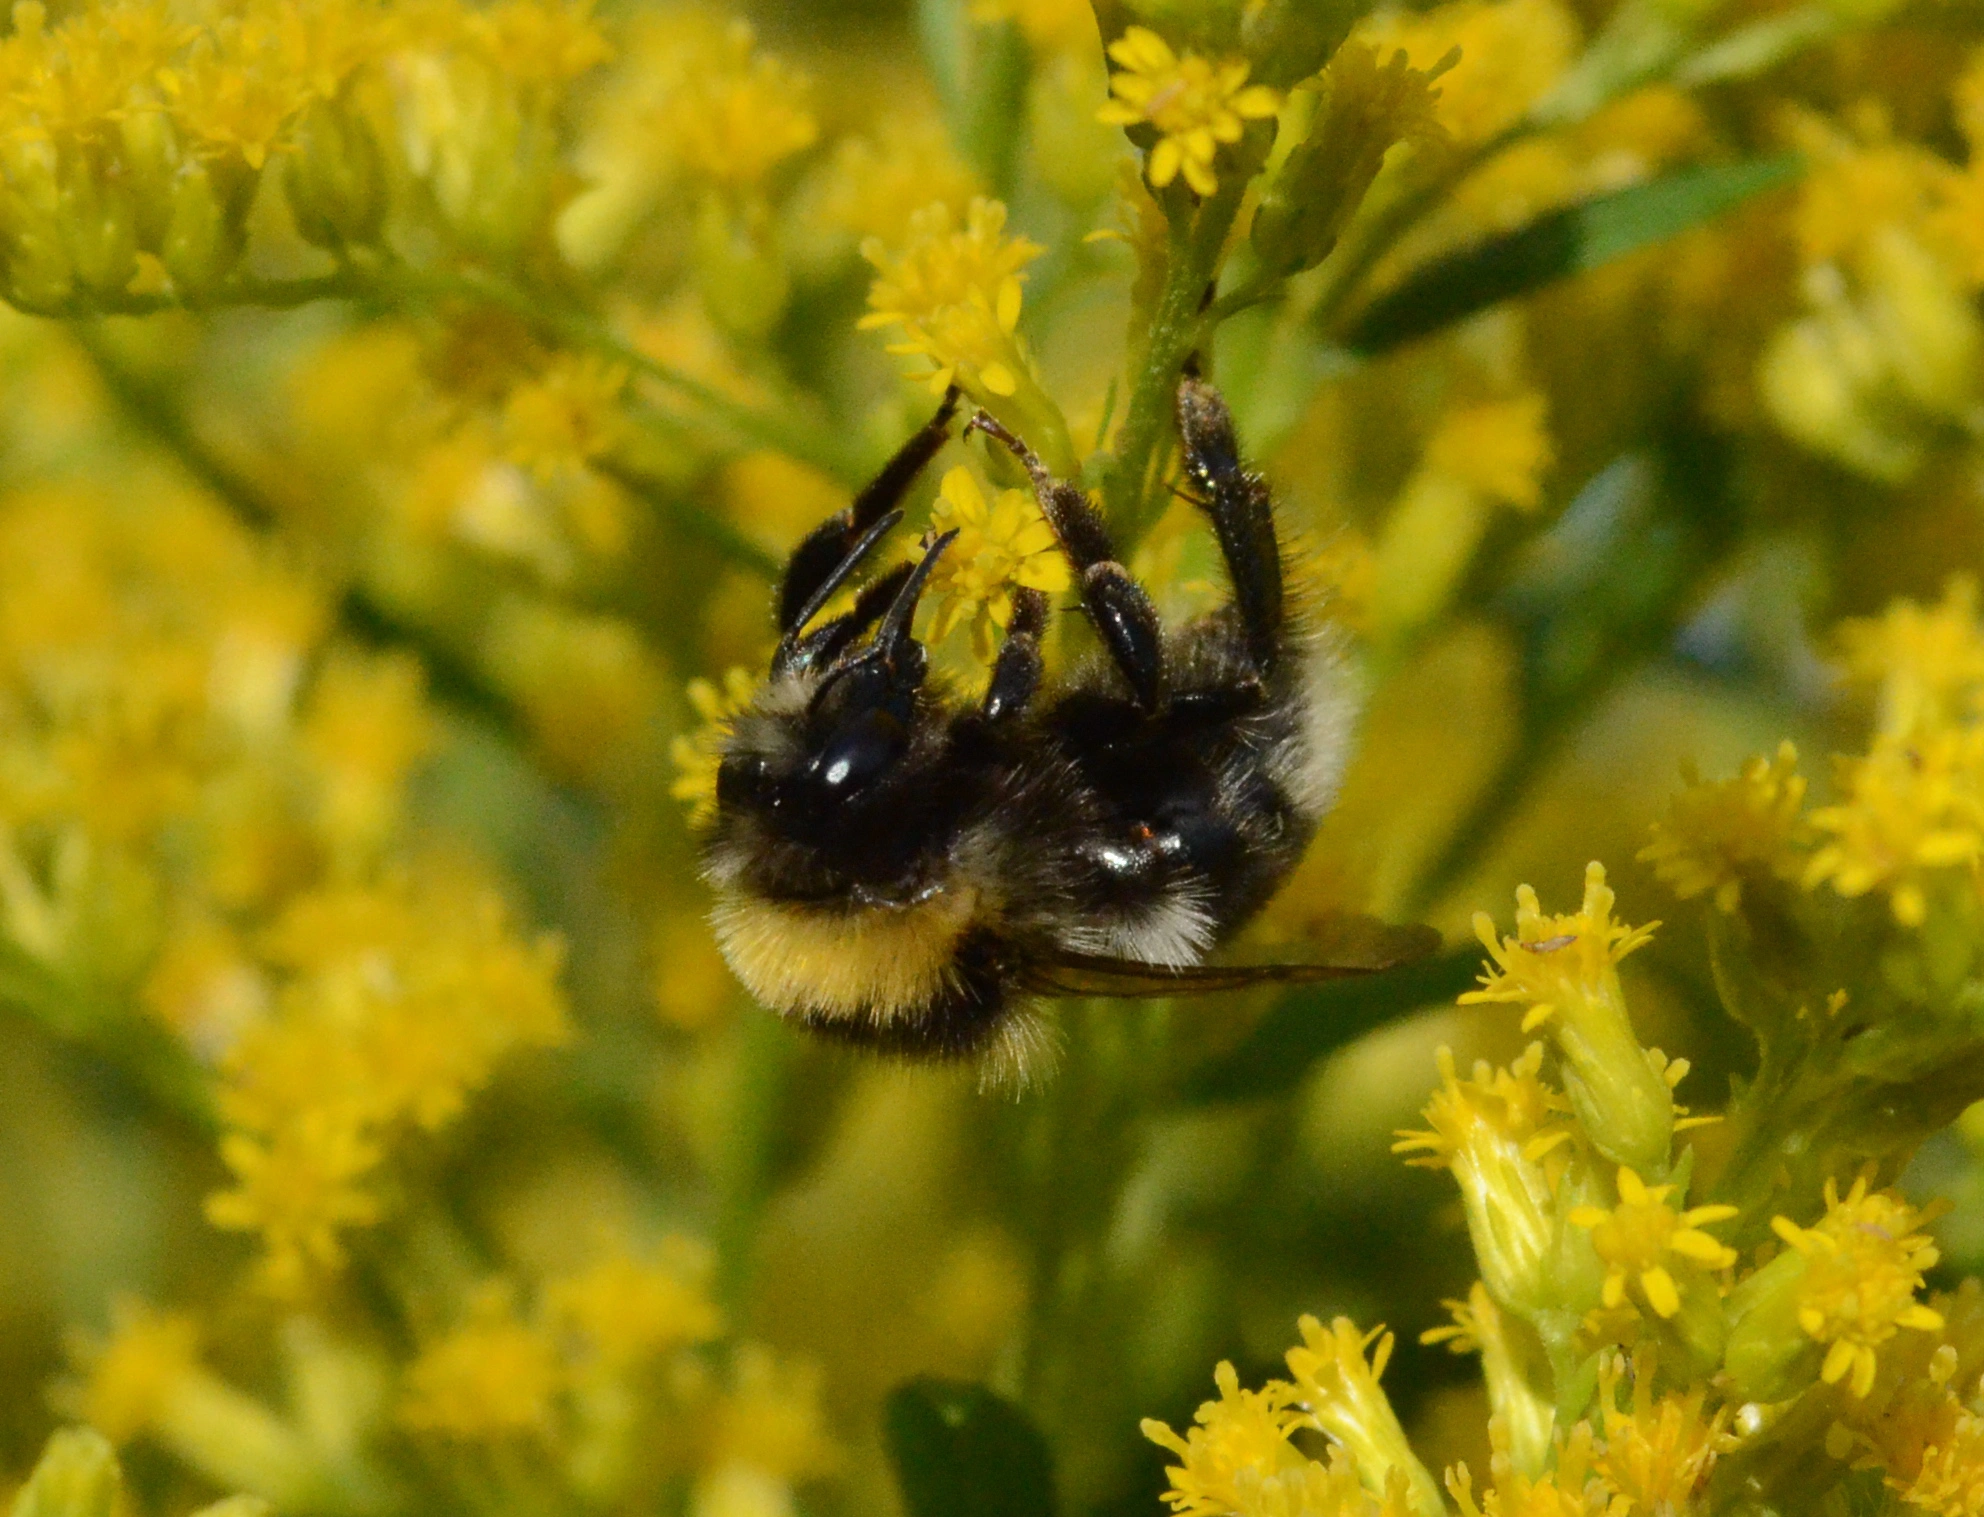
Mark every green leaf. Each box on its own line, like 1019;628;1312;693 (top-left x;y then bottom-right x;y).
1341;155;1803;354
885;1378;1057;1517
1181;949;1480;1104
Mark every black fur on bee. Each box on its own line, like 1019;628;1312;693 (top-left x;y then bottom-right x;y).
699;376;1364;1086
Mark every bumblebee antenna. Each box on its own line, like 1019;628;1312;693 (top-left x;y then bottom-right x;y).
774;508;905;666
872;528;959;665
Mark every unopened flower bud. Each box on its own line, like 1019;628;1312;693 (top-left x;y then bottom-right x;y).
13;1429;121;1517
1252;44;1449;282
162;160;256;298
288;98;388;250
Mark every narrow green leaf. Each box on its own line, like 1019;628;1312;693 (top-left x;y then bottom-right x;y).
1341;155;1802;354
1181;949;1480;1104
885;1378;1057;1517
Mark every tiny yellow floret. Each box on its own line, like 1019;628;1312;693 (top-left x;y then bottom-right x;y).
1096;27;1281;197
1568;1166;1737;1320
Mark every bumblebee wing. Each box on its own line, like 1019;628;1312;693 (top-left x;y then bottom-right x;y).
1028;916;1442;999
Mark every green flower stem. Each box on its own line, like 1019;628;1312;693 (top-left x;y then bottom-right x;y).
1105;166;1257;545
18;259;874;488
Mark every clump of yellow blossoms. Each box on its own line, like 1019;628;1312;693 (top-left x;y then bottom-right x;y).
10;3;1984;1517
861;197;1044;403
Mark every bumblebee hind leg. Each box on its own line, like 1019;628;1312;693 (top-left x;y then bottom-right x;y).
1176;377;1284;676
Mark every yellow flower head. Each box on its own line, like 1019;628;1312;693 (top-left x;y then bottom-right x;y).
1837;578;1984;742
1890;1405;1984;1517
1639;741;1809;913
1461;863;1672;1176
670;666;762;827
1771;1176;1946;1398
1567;1166;1737;1320
1423;1283;1557;1477
1395;1045;1569;1314
203;1114;383;1297
1592;1354;1731;1515
1803;729;1984;927
820;112;982;247
1447;1424;1615;1517
1464;862;1658;1033
701;1345;839;1482
1424;394;1554;512
71;1299;201;1444
544;1239;724;1371
1140;1361;1309;1517
501;354;629;480
401;1287;563;1440
654;18;817;188
920;466;1072;662
1356;0;1578;146
860;197;1044;400
1096;27;1280;197
1284;1317;1445;1517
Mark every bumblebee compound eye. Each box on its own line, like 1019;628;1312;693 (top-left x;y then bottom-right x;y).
715;752;772;811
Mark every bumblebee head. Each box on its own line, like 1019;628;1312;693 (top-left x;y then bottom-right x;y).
708;531;960;889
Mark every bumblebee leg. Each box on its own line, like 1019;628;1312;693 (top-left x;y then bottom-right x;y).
777;562;913;676
778;386;960;635
982;587;1048;722
1176;377;1282;675
967;413;1167;713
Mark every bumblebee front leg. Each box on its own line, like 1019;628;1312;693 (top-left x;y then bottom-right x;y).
982;587;1048;722
777;386;959;636
967;414;1166;714
1175;378;1283;676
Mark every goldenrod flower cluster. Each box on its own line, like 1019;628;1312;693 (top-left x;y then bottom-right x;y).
7;4;1984;1517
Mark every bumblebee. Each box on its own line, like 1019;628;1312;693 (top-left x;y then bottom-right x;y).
701;376;1433;1084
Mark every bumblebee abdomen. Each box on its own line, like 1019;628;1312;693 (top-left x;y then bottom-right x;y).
710;885;982;1024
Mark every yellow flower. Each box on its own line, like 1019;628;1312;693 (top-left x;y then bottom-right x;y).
1096;27;1281;198
671;667;762;827
1394;1045;1573;1313
1591;1353;1731;1515
1446;1425;1616;1517
1639;742;1809;912
501;354;629;480
860;197;1044;400
401;1287;563;1440
544;1239;724;1371
72;1299;201;1444
1356;0;1577;145
1837;578;1984;742
1803;729;1984;927
655;18;817;188
699;1345;839;1484
919;466;1072;661
1140;1362;1308;1517
1461;863;1672;1176
1567;1166;1737;1320
1891;1405;1984;1517
1423;395;1554;512
818;112;983;248
203;1114;383;1297
1284;1317;1445;1517
1421;1284;1556;1478
300;649;435;866
1770;1176;1946;1398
